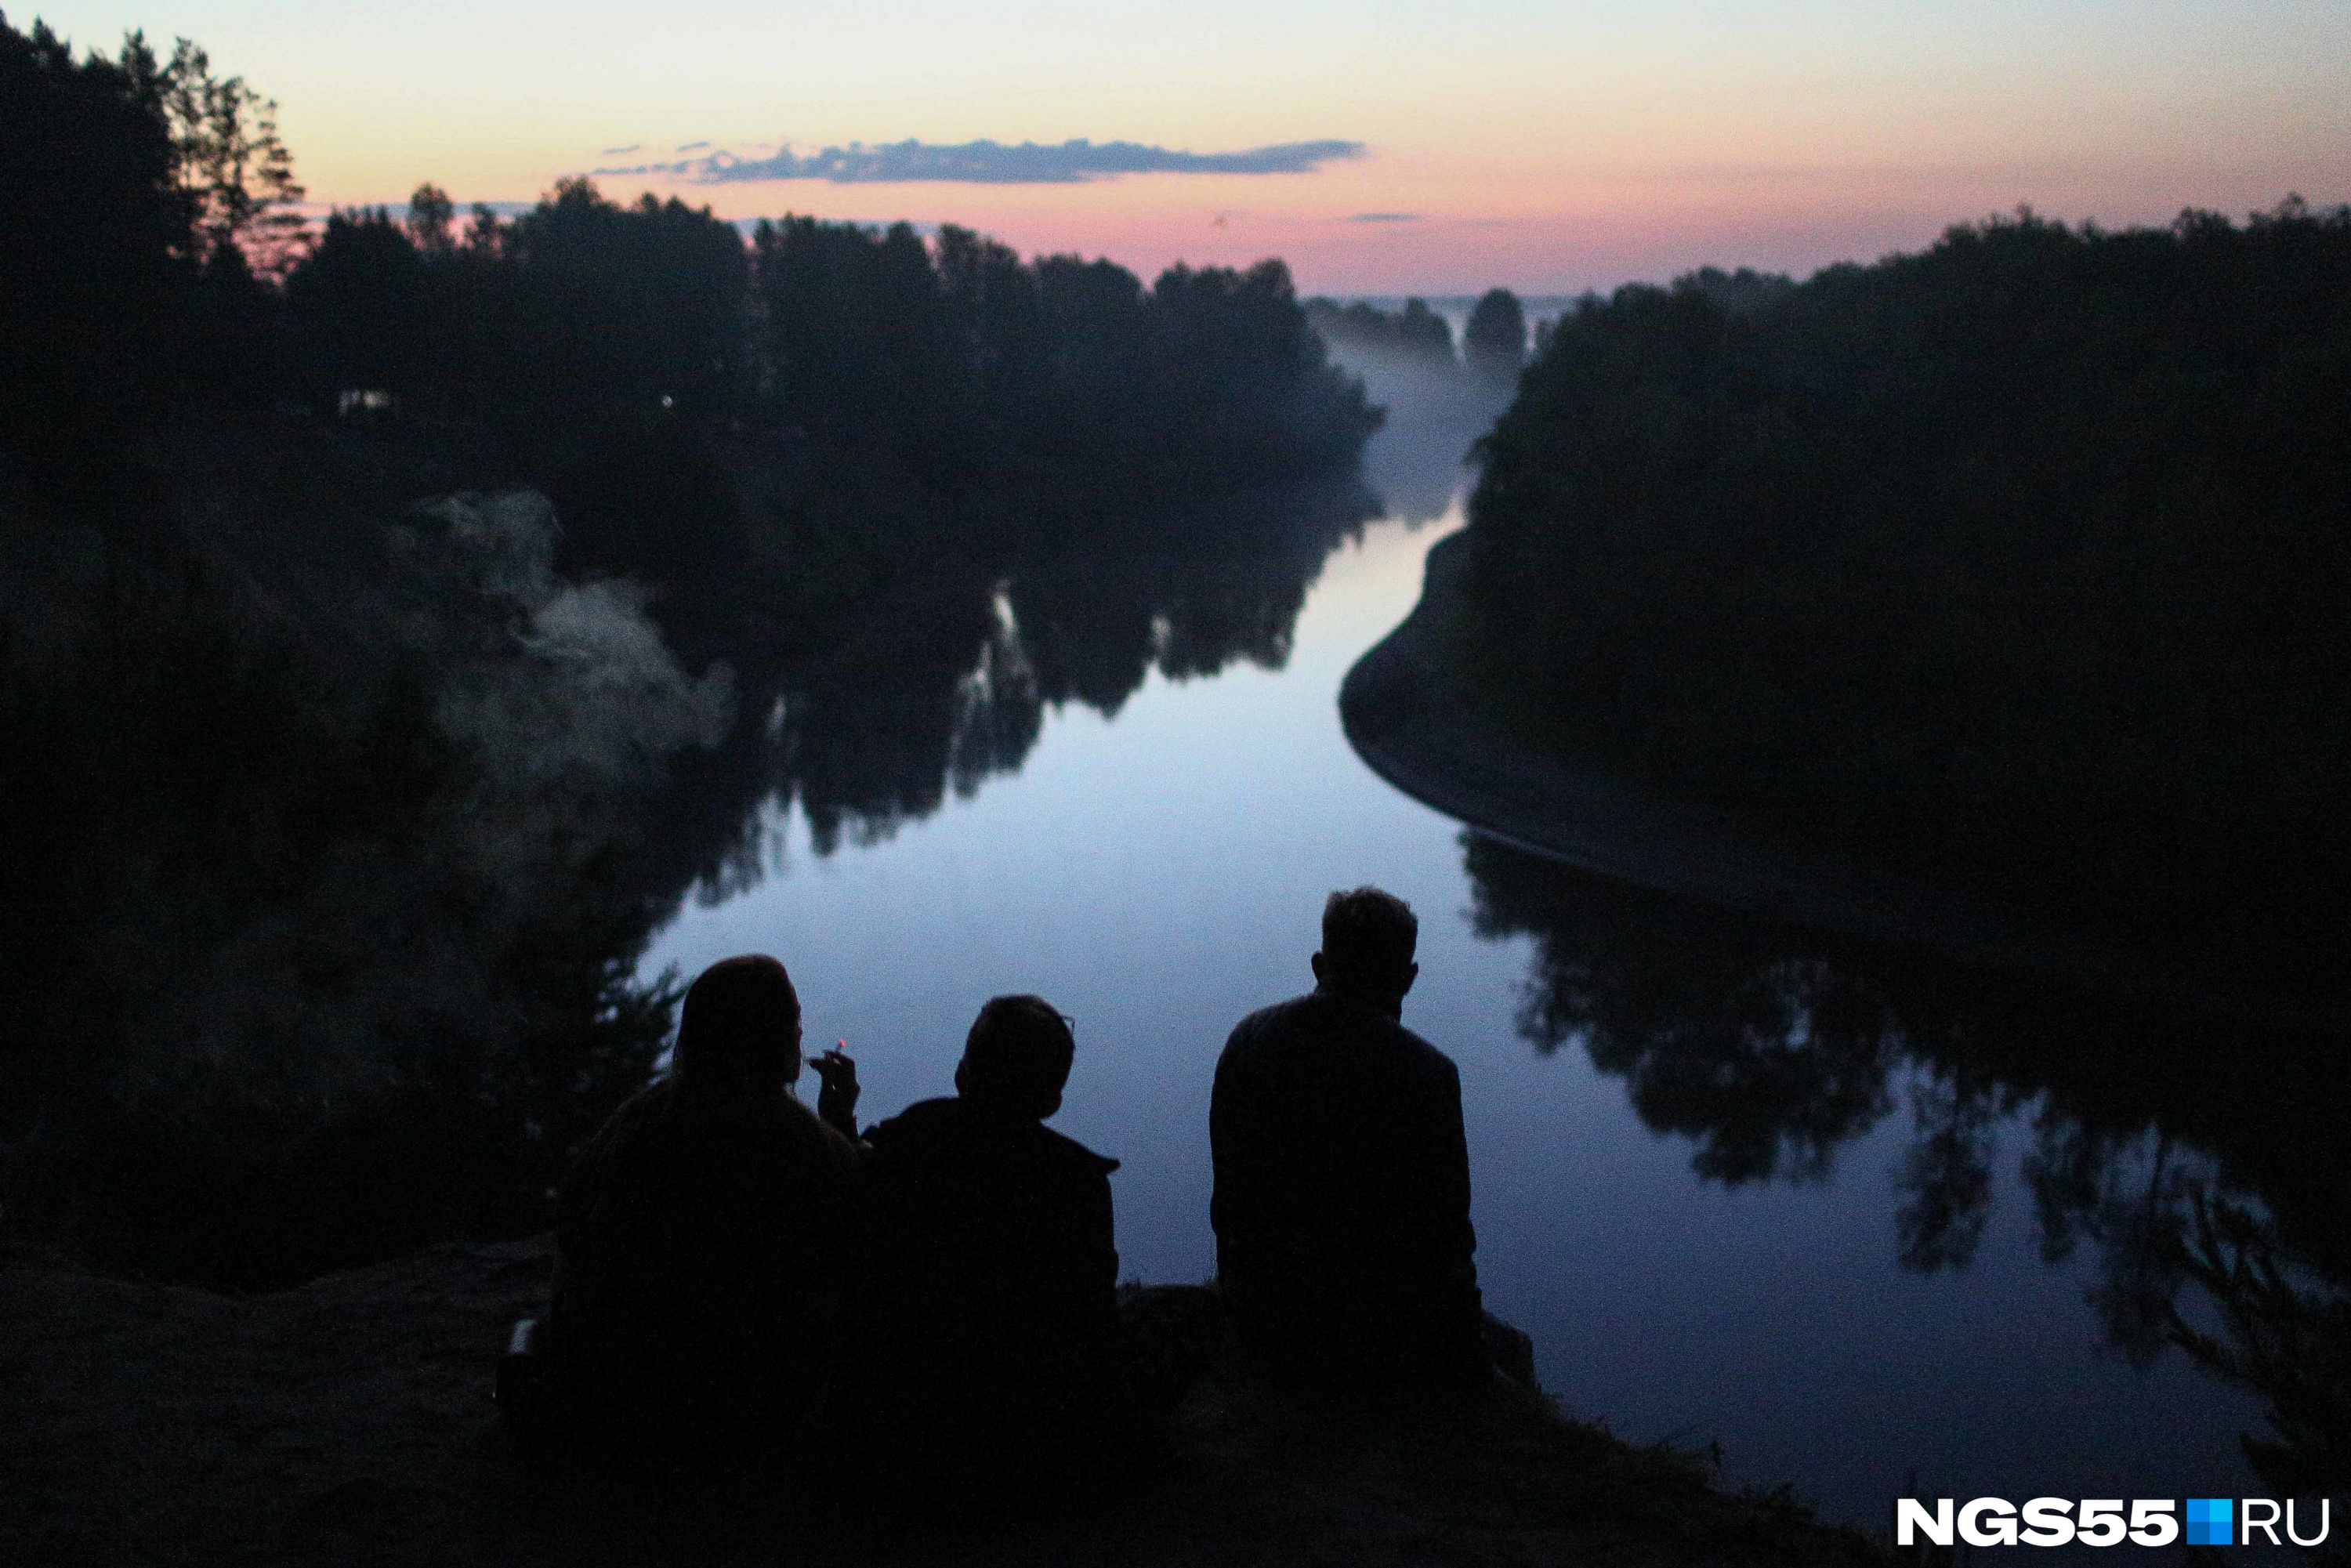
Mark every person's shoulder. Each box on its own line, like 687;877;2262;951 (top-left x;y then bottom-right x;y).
863;1095;962;1152
776;1085;860;1150
867;1099;1118;1186
1031;1121;1120;1180
1222;992;1319;1056
1315;1000;1456;1082
668;1087;860;1183
1390;1018;1460;1078
609;1076;679;1125
573;1078;676;1163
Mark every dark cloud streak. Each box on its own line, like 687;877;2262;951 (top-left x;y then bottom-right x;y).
591;136;1365;185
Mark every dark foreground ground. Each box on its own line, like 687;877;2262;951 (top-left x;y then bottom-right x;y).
1;1236;1887;1566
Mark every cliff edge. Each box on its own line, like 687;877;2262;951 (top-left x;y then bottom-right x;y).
1;1237;1883;1566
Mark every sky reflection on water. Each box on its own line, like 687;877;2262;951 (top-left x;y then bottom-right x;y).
641;483;2306;1534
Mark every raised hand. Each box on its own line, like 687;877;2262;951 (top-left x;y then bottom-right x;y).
807;1040;860;1138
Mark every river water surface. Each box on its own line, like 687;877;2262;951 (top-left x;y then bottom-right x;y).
635;382;2335;1541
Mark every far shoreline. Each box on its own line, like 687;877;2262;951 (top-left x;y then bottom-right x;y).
1338;531;2351;1035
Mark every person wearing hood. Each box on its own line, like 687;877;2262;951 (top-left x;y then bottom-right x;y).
843;994;1133;1505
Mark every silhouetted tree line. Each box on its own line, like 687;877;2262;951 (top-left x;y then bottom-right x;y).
241;186;1376;494
1460;288;1527;386
2;5;1375;697
286;181;755;420
2;12;1385;1286
4;11;1374;516
0;454;1376;1287
1307;297;1460;370
1303;289;1530;389
1;480;709;1286
1672;266;1795;320
1;14;302;495
1464;205;2351;983
744;216;1375;492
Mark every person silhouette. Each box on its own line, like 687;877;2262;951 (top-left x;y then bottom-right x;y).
1211;887;1493;1391
842;994;1147;1507
545;954;860;1458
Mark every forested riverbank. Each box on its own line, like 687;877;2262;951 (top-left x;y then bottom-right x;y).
1341;212;2351;1519
1342;533;2351;1027
1454;204;2351;992
2;389;1400;1287
1347;537;2351;1515
0;12;1385;1287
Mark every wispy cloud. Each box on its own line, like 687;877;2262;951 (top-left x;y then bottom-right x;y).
675;140;711;152
1348;212;1420;223
600;143;640;156
591;137;1365;185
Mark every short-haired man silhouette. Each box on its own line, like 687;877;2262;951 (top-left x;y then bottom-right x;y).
1211;888;1489;1389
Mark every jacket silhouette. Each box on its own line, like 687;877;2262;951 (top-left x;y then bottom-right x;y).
1212;983;1486;1389
846;1091;1128;1501
547;954;857;1453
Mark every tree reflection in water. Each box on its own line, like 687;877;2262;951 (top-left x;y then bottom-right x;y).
774;482;1371;856
1462;830;2351;1504
0;472;1375;1290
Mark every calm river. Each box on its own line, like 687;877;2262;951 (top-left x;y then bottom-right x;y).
637;375;2325;1546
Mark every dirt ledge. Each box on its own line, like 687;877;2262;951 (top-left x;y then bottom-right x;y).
1;1237;1886;1566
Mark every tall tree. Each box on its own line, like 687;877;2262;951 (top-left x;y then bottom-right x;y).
406;183;455;255
1462;287;1526;385
121;33;306;274
0;13;186;485
285;206;427;398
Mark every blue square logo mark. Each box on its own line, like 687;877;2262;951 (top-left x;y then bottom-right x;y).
2186;1497;2234;1546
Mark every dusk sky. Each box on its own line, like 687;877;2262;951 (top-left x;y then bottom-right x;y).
28;0;2350;292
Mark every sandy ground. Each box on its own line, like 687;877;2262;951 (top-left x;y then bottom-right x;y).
2;1236;1886;1566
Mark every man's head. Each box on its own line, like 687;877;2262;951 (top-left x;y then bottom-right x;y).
1312;886;1418;1013
955;994;1075;1121
673;954;802;1095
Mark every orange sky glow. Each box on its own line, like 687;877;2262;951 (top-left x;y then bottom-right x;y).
28;0;2350;293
